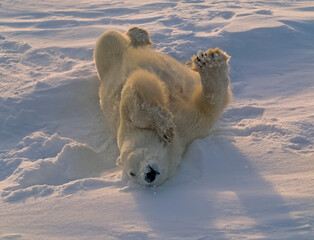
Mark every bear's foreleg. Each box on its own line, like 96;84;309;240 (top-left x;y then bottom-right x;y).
193;48;231;104
192;48;231;108
119;70;174;144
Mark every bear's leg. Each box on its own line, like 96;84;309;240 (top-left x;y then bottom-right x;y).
126;27;153;48
94;30;128;80
119;70;174;144
191;48;231;108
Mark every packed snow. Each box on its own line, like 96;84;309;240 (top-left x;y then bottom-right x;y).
0;0;313;239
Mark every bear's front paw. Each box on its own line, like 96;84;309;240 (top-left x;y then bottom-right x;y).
155;118;175;144
160;125;174;144
192;48;230;72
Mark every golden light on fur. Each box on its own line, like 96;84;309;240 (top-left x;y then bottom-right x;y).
94;27;231;186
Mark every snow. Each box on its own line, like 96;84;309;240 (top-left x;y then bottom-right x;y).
0;0;314;239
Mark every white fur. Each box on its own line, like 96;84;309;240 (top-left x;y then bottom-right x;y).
94;27;232;186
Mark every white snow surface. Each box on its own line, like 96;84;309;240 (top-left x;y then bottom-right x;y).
1;0;314;239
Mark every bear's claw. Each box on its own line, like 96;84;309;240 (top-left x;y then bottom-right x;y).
164;127;174;143
193;48;230;72
156;124;174;144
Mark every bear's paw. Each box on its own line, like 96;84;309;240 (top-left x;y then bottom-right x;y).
193;48;229;72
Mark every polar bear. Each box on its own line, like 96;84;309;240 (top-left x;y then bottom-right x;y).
94;27;231;186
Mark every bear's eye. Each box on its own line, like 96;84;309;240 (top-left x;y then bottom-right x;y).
130;172;136;177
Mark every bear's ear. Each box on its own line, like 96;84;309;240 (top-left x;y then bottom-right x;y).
116;156;122;167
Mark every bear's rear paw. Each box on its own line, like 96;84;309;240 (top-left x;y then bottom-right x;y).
192;48;230;72
126;27;153;48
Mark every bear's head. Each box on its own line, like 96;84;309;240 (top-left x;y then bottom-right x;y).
117;128;182;187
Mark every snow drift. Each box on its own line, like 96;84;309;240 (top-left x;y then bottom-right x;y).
0;0;313;239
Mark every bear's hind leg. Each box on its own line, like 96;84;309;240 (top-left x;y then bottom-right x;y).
120;69;174;144
94;30;128;80
126;27;153;48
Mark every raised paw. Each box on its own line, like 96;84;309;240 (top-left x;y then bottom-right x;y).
126;27;153;48
192;48;230;72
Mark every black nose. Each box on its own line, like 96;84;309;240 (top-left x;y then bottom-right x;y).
144;165;160;183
